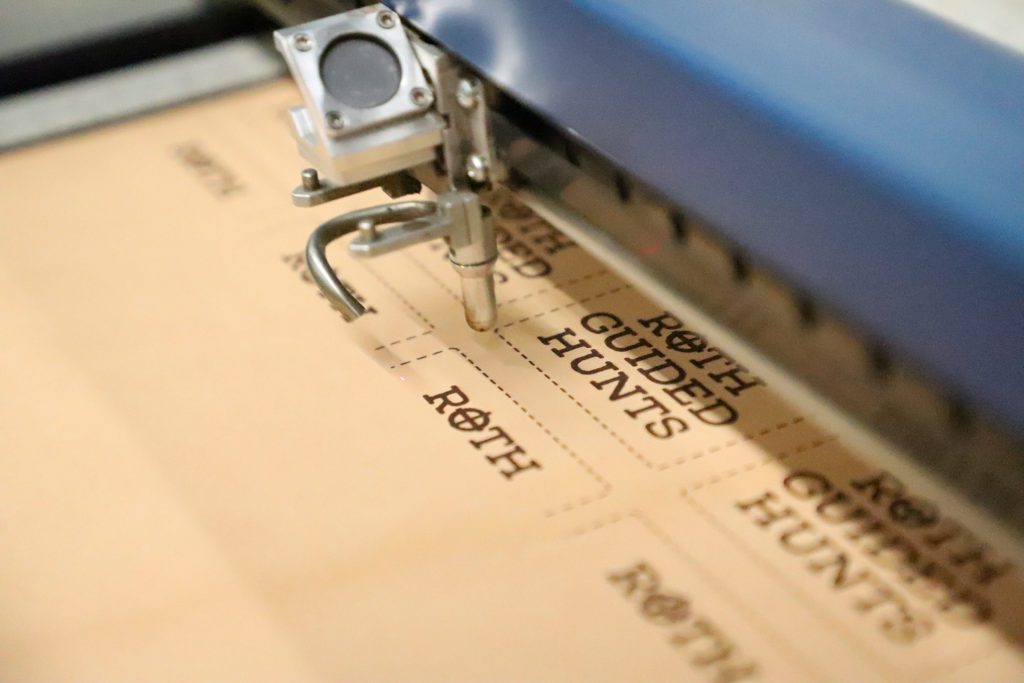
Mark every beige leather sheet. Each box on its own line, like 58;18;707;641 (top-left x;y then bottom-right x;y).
0;81;1021;682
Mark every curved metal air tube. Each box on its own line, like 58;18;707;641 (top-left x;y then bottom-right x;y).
304;192;498;329
305;200;437;320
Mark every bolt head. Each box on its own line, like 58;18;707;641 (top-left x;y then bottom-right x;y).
410;87;434;108
357;218;379;242
377;11;397;28
466;154;488;183
325;111;345;129
294;33;312;51
456;79;481;109
301;168;321;191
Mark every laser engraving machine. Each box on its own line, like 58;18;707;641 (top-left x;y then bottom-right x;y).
256;1;1024;538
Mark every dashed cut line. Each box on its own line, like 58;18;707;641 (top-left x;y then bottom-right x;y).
681;435;838;493
405;251;461;301
374;271;817;490
496;284;632;329
494;329;656;470
494;297;820;471
561;510;832;681
680;472;899;681
496;323;809;473
362;261;435;329
654;416;807;471
387;346;611;516
405;250;622;313
497;268;612;307
367;274;627;350
372;329;435;351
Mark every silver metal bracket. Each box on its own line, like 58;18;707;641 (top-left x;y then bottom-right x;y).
306;192;498;330
275;3;502;330
410;39;504;191
274;5;444;186
292;168;422;207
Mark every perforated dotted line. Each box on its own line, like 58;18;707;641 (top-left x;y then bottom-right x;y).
387;348;448;369
372;330;434;351
654;416;806;471
386;346;611;515
495;329;655;469
496;301;804;475
405;251;629;329
451;347;613;515
545;492;611;517
567;511;629;537
496;285;632;330
566;508;833;680
678;486;890;680
682;435;838;493
363;262;435;329
498;268;610;307
405;252;461;301
630;509;835;680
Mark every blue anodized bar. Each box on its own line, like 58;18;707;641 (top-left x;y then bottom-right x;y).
388;0;1024;435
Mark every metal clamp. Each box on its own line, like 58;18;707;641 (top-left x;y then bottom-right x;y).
306;191;498;330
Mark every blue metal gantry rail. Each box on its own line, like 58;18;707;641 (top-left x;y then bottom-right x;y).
389;0;1024;436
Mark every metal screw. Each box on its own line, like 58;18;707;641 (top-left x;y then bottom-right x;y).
456;79;480;109
466;153;488;183
410;87;433;108
377;11;397;29
301;168;321;191
357;218;378;241
326;111;345;129
294;33;312;51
